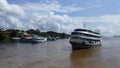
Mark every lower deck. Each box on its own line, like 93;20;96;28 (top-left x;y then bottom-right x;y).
70;41;101;50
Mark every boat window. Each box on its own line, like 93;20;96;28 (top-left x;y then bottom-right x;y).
83;33;101;38
71;37;80;39
71;32;79;35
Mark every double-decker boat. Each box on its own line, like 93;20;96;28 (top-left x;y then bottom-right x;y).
69;28;102;50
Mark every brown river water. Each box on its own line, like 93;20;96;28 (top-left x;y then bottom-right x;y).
0;37;120;68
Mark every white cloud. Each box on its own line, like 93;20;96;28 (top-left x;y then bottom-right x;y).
22;1;83;13
25;12;83;33
0;0;25;17
0;0;25;29
0;0;120;36
73;15;120;36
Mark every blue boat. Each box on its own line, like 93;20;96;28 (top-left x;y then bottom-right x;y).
31;37;47;43
30;34;47;43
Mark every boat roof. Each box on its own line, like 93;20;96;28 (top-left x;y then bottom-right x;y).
72;31;101;37
74;29;100;34
71;35;101;40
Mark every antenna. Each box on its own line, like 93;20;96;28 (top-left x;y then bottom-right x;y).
83;21;86;29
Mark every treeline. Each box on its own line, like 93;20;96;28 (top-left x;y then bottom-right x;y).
0;28;70;42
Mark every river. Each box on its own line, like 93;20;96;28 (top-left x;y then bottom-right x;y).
0;37;120;68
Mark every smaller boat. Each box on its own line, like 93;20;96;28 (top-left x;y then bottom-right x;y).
30;34;47;43
113;35;120;37
20;34;47;43
11;37;21;42
47;36;59;41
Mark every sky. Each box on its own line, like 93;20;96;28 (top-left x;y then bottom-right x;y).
0;0;120;36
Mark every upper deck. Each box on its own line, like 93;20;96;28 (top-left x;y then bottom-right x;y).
71;29;102;39
74;29;100;34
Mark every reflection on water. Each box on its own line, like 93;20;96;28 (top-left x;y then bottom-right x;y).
0;37;120;68
71;47;101;59
70;47;102;68
70;37;120;68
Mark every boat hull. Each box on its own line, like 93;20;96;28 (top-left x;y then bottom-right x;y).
31;38;47;43
31;39;46;43
70;41;101;50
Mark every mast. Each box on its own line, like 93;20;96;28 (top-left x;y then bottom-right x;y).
83;22;86;29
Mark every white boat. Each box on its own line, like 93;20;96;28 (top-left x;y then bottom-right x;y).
31;37;47;43
31;34;47;43
69;29;102;50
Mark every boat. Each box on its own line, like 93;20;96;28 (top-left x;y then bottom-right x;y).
31;37;47;43
30;34;47;43
47;36;60;41
20;34;47;43
11;37;21;42
113;35;120;37
69;28;102;50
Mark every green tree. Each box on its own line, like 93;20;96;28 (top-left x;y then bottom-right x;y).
0;30;5;41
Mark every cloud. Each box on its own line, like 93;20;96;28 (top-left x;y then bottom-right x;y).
22;0;102;14
0;0;25;30
24;12;83;33
0;0;25;17
0;0;83;33
1;0;120;36
22;0;83;13
73;14;120;36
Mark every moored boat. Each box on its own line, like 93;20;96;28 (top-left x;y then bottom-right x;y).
20;34;47;43
30;34;47;43
31;37;47;43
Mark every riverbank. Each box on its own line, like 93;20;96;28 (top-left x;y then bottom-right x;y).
0;28;70;43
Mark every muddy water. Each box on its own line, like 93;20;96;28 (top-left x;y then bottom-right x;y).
0;37;120;68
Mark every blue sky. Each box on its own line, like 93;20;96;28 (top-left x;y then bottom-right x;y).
8;0;120;16
1;0;120;36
